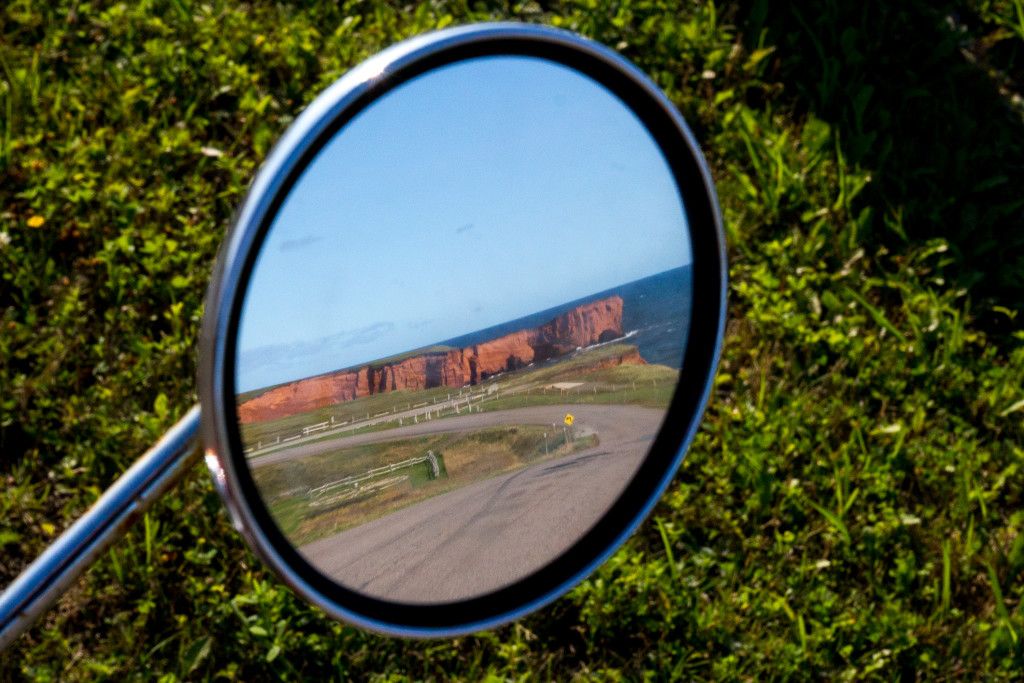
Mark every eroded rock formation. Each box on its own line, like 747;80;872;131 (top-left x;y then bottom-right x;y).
238;296;627;423
595;346;647;369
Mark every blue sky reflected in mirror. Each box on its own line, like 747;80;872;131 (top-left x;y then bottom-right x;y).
237;56;691;392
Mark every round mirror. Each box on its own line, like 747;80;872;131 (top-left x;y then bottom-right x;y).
199;23;725;636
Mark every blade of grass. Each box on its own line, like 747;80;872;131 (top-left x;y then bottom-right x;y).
655;517;678;576
844;287;909;345
986;563;1018;644
941;538;951;615
807;499;851;545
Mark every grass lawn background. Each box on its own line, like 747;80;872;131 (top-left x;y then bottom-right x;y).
1;0;1023;679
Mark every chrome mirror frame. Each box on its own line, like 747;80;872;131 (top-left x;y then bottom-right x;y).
198;22;726;637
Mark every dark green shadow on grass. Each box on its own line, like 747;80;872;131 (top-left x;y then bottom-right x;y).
738;0;1024;327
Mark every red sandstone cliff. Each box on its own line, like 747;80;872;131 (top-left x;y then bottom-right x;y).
238;296;629;423
595;346;647;369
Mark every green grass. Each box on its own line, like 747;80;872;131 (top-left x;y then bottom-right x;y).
1;0;1023;680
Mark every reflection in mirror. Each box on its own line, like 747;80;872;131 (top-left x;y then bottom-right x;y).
234;56;693;604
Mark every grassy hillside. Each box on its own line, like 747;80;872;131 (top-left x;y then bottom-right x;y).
2;0;1023;679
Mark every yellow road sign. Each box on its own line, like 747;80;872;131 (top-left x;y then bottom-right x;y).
564;414;574;425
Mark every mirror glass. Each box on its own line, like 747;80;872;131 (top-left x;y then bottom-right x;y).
233;55;692;604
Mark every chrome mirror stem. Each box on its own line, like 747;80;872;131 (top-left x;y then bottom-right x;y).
0;406;202;652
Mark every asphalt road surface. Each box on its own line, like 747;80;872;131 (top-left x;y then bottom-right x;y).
295;403;665;604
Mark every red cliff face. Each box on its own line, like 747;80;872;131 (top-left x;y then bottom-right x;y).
238;296;626;423
595;346;647;369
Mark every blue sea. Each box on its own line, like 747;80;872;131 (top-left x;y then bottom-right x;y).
441;266;692;370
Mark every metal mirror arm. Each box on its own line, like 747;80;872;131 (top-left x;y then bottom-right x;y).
0;405;202;652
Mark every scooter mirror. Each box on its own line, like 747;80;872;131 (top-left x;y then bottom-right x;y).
0;23;724;649
199;23;726;636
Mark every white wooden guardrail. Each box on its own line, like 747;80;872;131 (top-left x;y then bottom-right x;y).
308;451;440;505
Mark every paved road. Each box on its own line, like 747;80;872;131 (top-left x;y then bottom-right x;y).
296;404;665;604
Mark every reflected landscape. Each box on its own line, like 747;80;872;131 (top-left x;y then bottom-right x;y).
234;55;693;603
239;270;688;601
